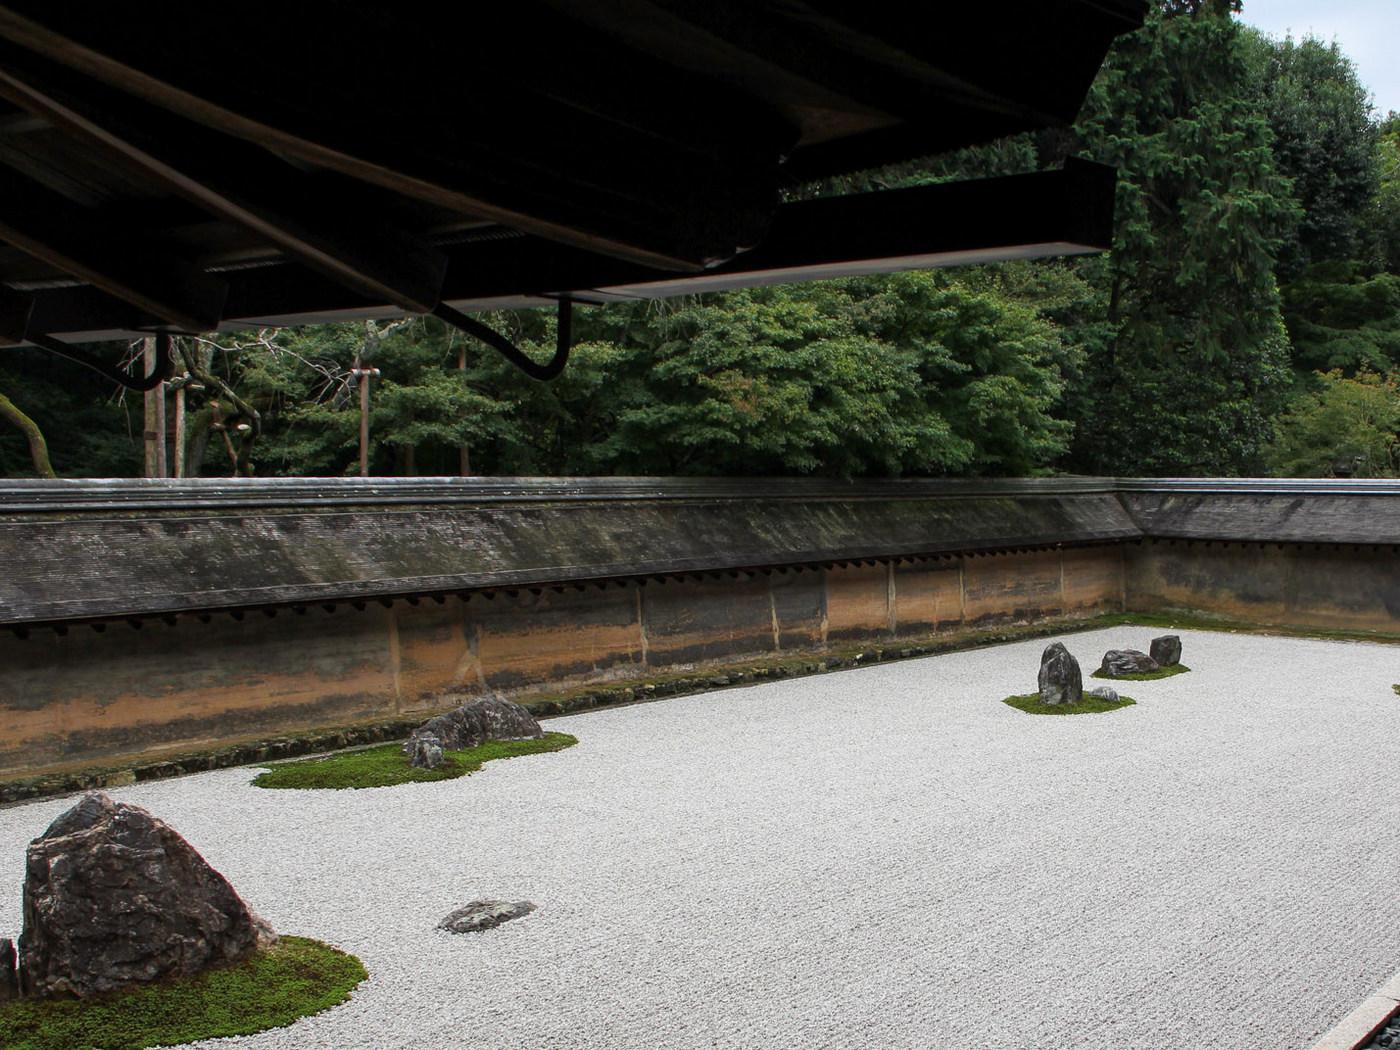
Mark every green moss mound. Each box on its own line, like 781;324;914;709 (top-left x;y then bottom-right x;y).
1003;692;1137;716
252;731;578;790
1091;663;1191;682
0;935;365;1050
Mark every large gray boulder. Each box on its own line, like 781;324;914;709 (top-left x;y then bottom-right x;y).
1038;642;1083;705
1150;635;1183;667
404;694;543;758
1099;649;1160;678
18;793;275;999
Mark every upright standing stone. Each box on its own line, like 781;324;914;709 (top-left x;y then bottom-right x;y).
1038;642;1083;705
1149;635;1183;667
18;793;276;999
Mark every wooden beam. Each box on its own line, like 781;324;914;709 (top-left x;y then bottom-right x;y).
0;6;791;272
0;164;226;332
0;64;449;314
18;163;1118;341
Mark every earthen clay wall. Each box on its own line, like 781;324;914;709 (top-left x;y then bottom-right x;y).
7;476;1400;783
0;546;1125;778
1125;540;1400;634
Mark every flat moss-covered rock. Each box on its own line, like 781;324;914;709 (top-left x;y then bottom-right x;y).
0;935;365;1050
404;695;542;762
1091;663;1191;682
1098;649;1159;678
252;732;578;790
1003;692;1136;716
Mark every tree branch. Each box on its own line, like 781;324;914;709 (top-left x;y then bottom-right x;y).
0;388;56;477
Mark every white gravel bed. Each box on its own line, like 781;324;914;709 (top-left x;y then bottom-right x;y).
3;626;1400;1049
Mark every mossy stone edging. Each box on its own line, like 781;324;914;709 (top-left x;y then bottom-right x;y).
1003;692;1137;716
252;732;578;790
0;721;421;807
0;935;366;1050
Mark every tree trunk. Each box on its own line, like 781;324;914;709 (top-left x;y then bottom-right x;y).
173;386;186;478
0;389;56;478
458;342;470;476
142;336;168;477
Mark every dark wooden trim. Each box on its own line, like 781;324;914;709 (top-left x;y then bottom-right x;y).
0;64;449;314
0;163;225;331
19;162;1118;341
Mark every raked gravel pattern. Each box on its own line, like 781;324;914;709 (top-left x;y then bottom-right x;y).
3;626;1400;1049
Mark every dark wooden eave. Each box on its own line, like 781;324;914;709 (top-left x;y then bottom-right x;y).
0;1;1146;349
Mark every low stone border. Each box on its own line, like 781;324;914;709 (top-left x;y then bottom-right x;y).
1309;972;1400;1050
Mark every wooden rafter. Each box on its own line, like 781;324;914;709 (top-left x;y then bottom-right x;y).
0;164;225;332
0;63;449;315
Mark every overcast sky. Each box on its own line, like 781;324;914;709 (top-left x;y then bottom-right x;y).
1240;0;1400;116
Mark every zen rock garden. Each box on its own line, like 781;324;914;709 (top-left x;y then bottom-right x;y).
1011;633;1187;715
0;692;554;1044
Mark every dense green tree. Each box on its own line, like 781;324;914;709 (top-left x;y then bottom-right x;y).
1267;369;1400;477
1243;32;1379;277
1063;1;1297;475
0;347;140;478
1281;263;1400;373
577;272;1075;477
1375;114;1400;273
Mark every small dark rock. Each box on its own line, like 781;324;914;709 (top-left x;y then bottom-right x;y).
0;938;16;1001
1038;642;1083;705
1099;649;1160;678
438;900;536;934
1088;685;1120;702
1149;635;1183;667
406;734;444;770
403;694;543;759
18;793;275;999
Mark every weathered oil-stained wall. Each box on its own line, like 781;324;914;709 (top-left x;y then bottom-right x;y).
9;476;1400;783
0;547;1125;778
1125;540;1400;633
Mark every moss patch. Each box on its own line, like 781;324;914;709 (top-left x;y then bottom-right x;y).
1090;611;1400;646
0;935;365;1050
1092;663;1191;682
1003;692;1137;716
251;732;578;790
